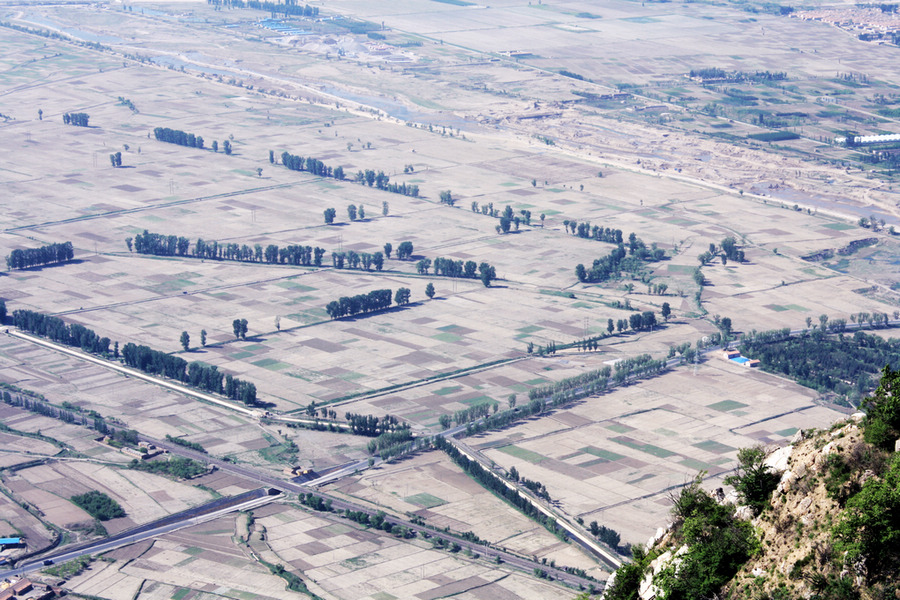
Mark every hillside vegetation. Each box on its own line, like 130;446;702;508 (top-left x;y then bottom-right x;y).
604;366;900;600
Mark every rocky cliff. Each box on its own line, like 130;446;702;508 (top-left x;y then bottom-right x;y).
604;414;900;600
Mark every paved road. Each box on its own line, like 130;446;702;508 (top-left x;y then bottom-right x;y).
16;320;877;585
292;487;602;591
0;493;278;579
145;436;602;590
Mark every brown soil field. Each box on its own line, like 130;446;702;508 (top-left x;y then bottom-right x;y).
251;501;569;600
475;359;847;546
325;452;606;579
61;505;571;600
4;459;215;534
2;0;899;595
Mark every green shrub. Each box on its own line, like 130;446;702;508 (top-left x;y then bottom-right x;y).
824;455;858;505
724;447;779;515
789;551;814;579
834;453;900;580
43;555;91;578
604;545;650;600
608;475;758;600
70;490;125;521
863;366;900;451
659;503;757;598
165;434;207;454
807;573;860;600
129;457;208;479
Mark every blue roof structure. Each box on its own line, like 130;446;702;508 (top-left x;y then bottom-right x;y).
0;538;21;544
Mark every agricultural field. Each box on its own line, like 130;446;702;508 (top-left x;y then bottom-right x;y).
4;460;215;534
249;502;570;599
326;358;847;551
476;359;845;546
0;336;370;471
63;505;569;600
325;452;604;577
1;0;900;597
64;525;294;600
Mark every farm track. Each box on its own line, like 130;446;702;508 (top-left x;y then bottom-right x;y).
6;329;259;416
51;264;326;317
0;427;605;591
188;438;608;590
3;180;307;234
311;355;527;411
450;438;623;570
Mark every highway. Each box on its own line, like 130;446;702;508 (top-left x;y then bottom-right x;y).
144;436;603;590
7;320;875;587
0;491;279;579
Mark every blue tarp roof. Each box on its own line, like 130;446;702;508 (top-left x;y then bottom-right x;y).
0;538;21;544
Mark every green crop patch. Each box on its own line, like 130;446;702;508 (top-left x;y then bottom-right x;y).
785;304;810;312
579;446;626;462
276;281;317;291
667;264;700;273
611;437;676;458
707;399;748;412
517;325;545;334
823;222;856;231
404;493;447;508
693;440;736;454
606;423;634;433
679;457;716;471
434;386;462;396
497;445;547;463
432;332;462;343
251;358;289;370
461;395;494;406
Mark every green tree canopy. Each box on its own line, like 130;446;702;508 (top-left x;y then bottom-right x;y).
863;365;900;450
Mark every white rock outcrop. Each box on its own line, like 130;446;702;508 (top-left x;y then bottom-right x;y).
765;445;793;473
776;470;796;494
733;505;754;521
638;545;689;600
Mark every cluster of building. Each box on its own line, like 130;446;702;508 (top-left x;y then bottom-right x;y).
835;133;900;146
99;439;164;461
0;579;55;600
792;8;900;42
256;18;313;36
283;466;317;479
722;349;760;368
0;539;23;566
